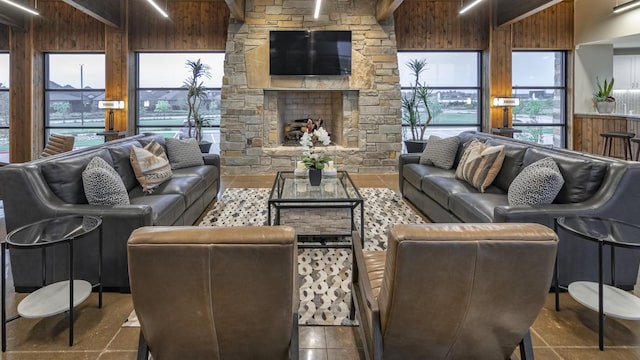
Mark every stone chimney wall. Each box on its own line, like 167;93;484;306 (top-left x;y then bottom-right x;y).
220;0;402;174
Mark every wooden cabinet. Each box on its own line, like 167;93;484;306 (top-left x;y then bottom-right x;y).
614;55;640;89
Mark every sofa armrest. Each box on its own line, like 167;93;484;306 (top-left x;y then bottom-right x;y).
398;153;421;194
203;153;220;167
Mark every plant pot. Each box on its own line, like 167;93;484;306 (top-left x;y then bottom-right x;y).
309;168;322;186
596;101;616;114
404;140;427;153
198;141;212;153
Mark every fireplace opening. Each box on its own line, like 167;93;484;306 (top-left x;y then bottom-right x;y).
277;91;343;146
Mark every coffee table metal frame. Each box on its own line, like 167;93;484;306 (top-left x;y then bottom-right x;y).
268;171;365;248
554;216;640;351
1;215;103;351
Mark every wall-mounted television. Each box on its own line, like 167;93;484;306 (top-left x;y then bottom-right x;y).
269;30;352;76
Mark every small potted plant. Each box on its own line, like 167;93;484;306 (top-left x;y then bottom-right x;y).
593;77;616;114
402;58;435;153
300;127;331;186
184;59;213;152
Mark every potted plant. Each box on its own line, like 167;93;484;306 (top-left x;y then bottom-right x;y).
593;77;616;114
300;127;332;186
402;58;435;153
184;59;213;152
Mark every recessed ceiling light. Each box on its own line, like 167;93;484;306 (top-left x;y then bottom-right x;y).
0;0;39;16
146;0;169;18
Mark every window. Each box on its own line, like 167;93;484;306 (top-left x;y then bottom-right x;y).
512;51;567;147
398;51;481;148
45;53;106;148
136;53;224;154
0;53;8;162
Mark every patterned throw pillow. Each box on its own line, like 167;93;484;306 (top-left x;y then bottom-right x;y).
165;138;205;170
455;139;506;192
508;157;565;206
130;140;173;193
82;156;130;206
419;135;461;170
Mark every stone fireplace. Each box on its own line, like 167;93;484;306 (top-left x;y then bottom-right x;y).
220;0;402;174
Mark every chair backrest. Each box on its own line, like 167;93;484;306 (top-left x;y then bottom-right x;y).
127;225;298;360
41;133;75;157
377;223;558;359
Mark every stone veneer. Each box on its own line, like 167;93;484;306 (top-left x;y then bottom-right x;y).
220;0;402;174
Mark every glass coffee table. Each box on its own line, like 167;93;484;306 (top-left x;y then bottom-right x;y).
555;216;640;351
268;171;364;248
1;215;103;351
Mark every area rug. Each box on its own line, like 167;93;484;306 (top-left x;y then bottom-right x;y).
123;187;426;327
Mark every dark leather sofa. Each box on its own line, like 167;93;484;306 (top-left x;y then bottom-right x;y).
399;131;640;288
0;134;220;291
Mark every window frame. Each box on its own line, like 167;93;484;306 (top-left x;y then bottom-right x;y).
511;50;568;148
0;52;9;162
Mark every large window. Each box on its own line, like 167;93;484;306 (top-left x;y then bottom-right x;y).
0;53;8;162
398;51;481;148
136;53;224;154
45;53;106;148
512;51;567;147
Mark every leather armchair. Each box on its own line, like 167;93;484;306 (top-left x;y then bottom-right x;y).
128;225;299;360
352;223;558;360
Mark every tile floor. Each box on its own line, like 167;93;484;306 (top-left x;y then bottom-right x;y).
0;173;639;359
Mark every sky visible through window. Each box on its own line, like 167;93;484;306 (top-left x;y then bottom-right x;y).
139;53;224;88
398;52;478;87
48;54;105;89
0;53;8;89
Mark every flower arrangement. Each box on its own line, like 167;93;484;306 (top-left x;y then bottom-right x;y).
300;127;332;170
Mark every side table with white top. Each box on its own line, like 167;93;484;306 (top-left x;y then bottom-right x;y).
554;216;640;351
1;215;103;351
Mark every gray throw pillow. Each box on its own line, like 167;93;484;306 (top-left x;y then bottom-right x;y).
419;135;460;170
165;138;205;170
508;157;565;206
82;156;130;206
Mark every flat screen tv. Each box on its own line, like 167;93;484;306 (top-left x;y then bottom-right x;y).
269;30;352;76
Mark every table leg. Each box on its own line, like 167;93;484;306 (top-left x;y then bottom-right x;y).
98;225;103;309
2;242;6;352
69;241;74;347
598;241;604;351
359;201;364;247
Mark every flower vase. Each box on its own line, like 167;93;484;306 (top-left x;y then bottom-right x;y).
309;168;322;186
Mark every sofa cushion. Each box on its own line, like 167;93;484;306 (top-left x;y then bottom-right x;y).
129;194;186;226
421;176;478;209
171;165;220;189
455;139;506;193
40;149;113;204
403;163;455;190
508;157;565;206
107;141;142;191
128;175;206;209
449;192;509;223
419;135;460;170
82;156;130;206
453;133;484;168
130;140;173;193
165;138;205;170
523;148;608;204
486;140;527;192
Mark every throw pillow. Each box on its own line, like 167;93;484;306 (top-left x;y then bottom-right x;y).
508;157;565;206
165;138;205;170
130;140;173;193
419;135;461;170
82;156;130;206
455;139;506;192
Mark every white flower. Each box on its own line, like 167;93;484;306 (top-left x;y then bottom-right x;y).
314;128;331;146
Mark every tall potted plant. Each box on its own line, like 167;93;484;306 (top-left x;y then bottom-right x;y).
184;59;212;152
402;58;435;153
593;77;616;114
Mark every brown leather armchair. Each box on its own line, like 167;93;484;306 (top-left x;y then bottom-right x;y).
128;225;299;360
40;133;75;157
352;223;558;360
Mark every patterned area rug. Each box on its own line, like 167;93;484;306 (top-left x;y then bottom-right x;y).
123;187;426;327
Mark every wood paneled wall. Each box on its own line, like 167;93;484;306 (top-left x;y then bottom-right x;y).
0;25;8;50
129;1;229;51
33;0;105;51
573;114;634;159
395;0;490;50
512;0;574;49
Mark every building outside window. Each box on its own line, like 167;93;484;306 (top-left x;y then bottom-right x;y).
398;51;481;150
44;53;106;148
136;53;224;154
512;51;567;147
0;53;9;162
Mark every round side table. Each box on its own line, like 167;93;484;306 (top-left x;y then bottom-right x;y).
1;215;103;351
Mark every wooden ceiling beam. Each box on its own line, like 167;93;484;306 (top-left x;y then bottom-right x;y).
61;0;122;28
495;0;562;27
225;0;245;21
0;4;28;30
377;0;404;22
